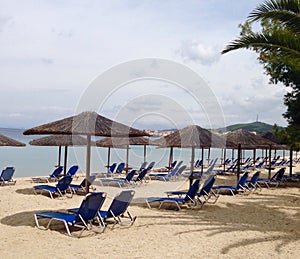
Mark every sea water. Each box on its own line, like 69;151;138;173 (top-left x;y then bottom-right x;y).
0;129;278;177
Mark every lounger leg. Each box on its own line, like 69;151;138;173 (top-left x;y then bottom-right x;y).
146;200;152;209
196;197;205;208
96;212;106;228
34;214;52;231
45;218;55;230
158;201;164;209
108;210;120;229
34;214;41;228
127;211;137;225
48;191;53;199
63;221;72;236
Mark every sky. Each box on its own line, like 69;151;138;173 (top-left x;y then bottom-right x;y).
0;0;289;131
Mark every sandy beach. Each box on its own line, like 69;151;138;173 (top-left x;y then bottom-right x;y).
0;166;300;259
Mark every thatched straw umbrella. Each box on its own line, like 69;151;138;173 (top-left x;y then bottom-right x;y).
29;135;95;174
0;134;26;146
96;137;150;171
23;111;149;192
151;125;226;185
224;129;277;181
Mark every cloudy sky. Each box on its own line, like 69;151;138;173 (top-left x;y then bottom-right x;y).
0;0;288;130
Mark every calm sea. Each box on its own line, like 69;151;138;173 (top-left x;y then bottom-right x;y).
0;128;278;178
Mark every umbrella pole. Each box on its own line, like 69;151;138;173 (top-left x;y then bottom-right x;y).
201;146;204;174
223;148;226;171
144;145;147;163
169;147;173;170
242;149;245;163
207;147;211;165
107;147;111;168
220;148;223;166
253;148;256;166
237;144;241;183
268;145;272;179
189;146;195;187
289;146;293;177
85;135;91;193
64;146;68;175
126;145;129;173
58;146;62;167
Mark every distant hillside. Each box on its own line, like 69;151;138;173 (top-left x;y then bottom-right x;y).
215;121;283;134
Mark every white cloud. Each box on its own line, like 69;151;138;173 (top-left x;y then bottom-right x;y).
178;40;221;65
0;14;12;31
8;113;21;118
0;0;288;129
40;58;54;65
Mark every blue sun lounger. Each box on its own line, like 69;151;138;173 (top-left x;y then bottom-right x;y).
34;192;107;237
0;167;16;186
245;171;261;192
146;161;155;170
99;170;137;187
197;176;219;204
256;168;285;188
149;166;179;179
146;179;200;210
66;165;79;178
212;171;249;196
139;161;148;171
133;168;149;184
98;190;136;226
115;163;125;174
150;165;187;181
69;176;96;194
69;190;136;227
31;166;63;183
97;163;117;178
165;175;218;207
33;175;73;199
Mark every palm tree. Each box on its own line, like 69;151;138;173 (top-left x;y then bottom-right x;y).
222;0;300;64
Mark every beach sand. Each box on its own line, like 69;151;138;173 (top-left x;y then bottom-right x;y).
0;167;300;258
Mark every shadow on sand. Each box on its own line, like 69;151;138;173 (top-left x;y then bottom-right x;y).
15;188;36;195
136;185;300;254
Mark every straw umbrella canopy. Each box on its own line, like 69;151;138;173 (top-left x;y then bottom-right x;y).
29;135;95;174
23;111;149;192
96;137;150;171
151;125;226;185
0;134;26;146
224;129;277;181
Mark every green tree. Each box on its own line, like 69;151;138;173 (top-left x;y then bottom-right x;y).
222;0;300;147
222;0;300;64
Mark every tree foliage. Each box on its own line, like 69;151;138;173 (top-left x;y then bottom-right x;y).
222;0;300;147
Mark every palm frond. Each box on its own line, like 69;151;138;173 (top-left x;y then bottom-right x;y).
249;0;300;19
222;31;300;64
249;0;300;34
